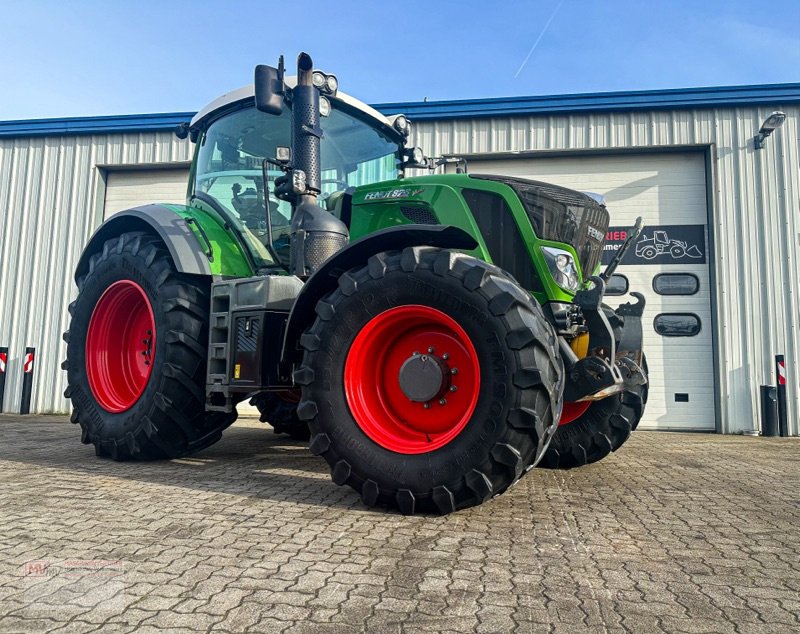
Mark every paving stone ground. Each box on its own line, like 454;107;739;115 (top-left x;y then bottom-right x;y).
0;414;798;633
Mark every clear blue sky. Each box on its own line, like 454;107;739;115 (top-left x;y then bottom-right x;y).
1;0;798;120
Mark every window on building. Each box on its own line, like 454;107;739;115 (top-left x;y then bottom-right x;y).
653;273;699;296
605;274;629;296
654;313;701;337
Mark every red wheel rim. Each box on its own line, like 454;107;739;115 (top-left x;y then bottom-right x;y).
344;305;480;454
85;280;156;413
559;401;591;426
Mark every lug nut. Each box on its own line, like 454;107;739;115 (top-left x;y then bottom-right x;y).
442;353;449;360
423;403;431;409
427;346;435;354
439;398;447;406
451;368;458;375
450;385;457;392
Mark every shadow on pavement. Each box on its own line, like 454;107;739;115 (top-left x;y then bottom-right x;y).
0;415;374;513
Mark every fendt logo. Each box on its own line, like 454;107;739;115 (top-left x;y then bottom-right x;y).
363;188;424;201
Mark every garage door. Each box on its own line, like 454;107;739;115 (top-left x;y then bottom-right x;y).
466;152;715;431
104;168;190;218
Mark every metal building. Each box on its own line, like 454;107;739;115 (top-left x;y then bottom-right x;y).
0;84;798;436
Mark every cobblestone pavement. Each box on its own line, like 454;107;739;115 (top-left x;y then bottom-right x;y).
0;415;798;633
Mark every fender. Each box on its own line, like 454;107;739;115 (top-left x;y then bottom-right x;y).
281;224;479;363
75;204;253;280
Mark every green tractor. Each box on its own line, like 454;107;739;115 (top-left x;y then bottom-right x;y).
63;53;648;514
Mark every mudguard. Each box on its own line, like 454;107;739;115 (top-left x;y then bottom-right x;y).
281;224;479;363
75;204;253;280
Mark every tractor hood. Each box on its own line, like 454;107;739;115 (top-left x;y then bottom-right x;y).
469;174;610;279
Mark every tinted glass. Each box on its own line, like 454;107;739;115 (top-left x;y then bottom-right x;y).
605;274;629;296
653;273;699;296
654;313;701;337
195;105;400;268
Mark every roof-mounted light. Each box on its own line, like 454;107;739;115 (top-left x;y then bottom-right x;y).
392;114;411;137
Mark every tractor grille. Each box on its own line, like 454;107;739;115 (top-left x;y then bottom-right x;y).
470;175;610;279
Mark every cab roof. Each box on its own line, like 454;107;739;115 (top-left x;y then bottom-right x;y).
191;77;402;142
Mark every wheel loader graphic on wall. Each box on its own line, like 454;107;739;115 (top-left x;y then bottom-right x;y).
636;230;703;260
63;53;648;515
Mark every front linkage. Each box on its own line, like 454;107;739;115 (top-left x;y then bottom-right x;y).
563;277;646;403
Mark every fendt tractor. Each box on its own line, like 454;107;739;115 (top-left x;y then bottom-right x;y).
64;53;648;515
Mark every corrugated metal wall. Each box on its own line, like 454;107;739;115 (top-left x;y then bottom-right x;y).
410;106;800;434
0;132;192;413
1;106;797;435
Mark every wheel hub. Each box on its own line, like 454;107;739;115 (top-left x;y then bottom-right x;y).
398;353;450;403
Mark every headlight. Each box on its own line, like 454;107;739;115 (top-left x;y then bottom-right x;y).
541;246;580;292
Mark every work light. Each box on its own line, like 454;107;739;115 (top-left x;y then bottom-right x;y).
393;115;411;136
319;96;331;117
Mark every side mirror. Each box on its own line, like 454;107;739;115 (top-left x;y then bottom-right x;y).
254;60;285;115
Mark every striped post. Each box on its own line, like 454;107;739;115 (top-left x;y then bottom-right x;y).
20;347;35;415
0;347;7;412
776;355;788;437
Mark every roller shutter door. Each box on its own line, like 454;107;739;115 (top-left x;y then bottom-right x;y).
467;152;715;431
103;168;190;218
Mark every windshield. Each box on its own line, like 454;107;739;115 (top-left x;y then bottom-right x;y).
193;104;400;268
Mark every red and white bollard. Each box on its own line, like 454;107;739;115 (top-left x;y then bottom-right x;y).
0;347;7;412
20;347;35;415
776;355;788;437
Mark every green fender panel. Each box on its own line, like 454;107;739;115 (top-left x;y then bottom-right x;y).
76;204;254;280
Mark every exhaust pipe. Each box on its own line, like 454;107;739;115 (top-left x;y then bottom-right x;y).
288;52;349;277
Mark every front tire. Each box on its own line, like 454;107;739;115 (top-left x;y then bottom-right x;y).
64;231;236;460
541;355;648;469
249;392;310;440
295;247;564;515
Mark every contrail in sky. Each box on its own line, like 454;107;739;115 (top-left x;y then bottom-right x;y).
514;1;564;79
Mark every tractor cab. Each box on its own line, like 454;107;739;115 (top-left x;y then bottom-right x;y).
186;79;411;272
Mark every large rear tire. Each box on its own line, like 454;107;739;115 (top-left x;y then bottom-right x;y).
295;247;564;515
64;231;236;460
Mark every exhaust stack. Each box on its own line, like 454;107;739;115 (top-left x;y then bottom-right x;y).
288;53;349;277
